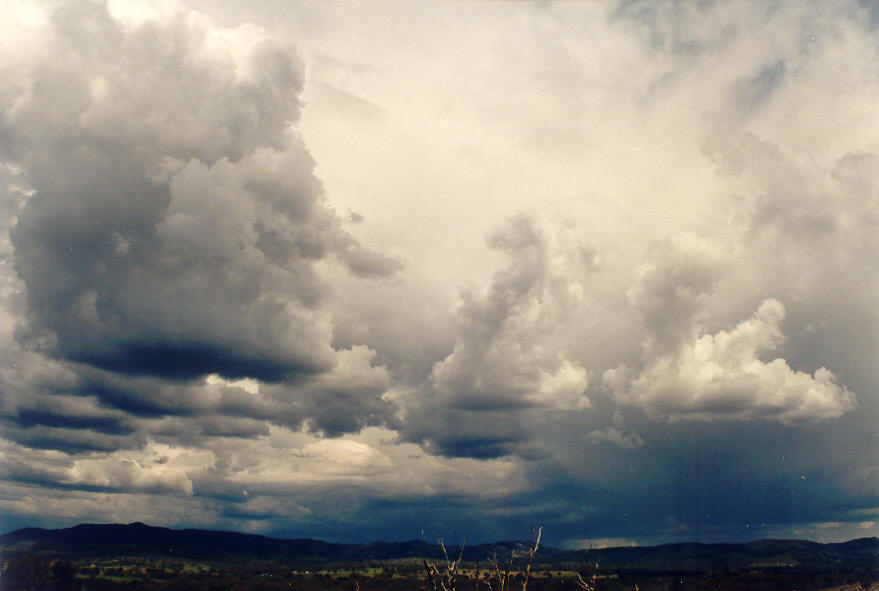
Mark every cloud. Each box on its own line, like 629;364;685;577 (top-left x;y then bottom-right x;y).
0;0;404;468
430;213;589;412
402;213;591;457
0;0;877;546
606;298;856;423
0;424;529;536
260;346;395;436
2;0;398;386
586;427;643;449
68;442;215;494
628;233;726;354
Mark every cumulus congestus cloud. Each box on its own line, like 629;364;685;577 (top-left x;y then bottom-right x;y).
605;298;856;423
403;213;592;458
604;232;857;423
0;1;399;435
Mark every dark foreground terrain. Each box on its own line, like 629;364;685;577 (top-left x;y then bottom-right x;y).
1;523;877;590
2;556;877;591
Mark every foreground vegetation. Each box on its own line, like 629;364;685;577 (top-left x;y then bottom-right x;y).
2;553;877;591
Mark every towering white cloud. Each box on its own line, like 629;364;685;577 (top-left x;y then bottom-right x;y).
605;298;856;423
403;213;591;457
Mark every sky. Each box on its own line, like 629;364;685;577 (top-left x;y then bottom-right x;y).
0;0;877;549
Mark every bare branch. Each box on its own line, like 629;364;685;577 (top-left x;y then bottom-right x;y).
520;526;542;591
423;534;466;591
575;571;597;591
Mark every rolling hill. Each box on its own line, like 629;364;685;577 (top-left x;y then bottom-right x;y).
1;522;877;573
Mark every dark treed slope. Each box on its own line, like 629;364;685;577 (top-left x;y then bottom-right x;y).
1;522;877;572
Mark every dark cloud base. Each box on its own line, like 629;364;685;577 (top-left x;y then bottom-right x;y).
77;341;318;382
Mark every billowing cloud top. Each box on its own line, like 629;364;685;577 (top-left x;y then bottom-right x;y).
4;0;399;385
0;0;876;546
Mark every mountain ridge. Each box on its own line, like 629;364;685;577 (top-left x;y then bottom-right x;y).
2;522;877;572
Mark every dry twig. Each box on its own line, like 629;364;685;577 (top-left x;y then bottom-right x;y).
422;535;466;591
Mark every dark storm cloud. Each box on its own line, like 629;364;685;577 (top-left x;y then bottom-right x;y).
2;0;398;388
565;419;874;543
703;134;879;512
47;346;395;438
0;0;404;473
414;412;524;459
1;423;146;454
8;409;132;436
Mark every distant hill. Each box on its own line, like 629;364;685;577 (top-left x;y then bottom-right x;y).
583;537;879;571
1;522;877;573
0;522;434;565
